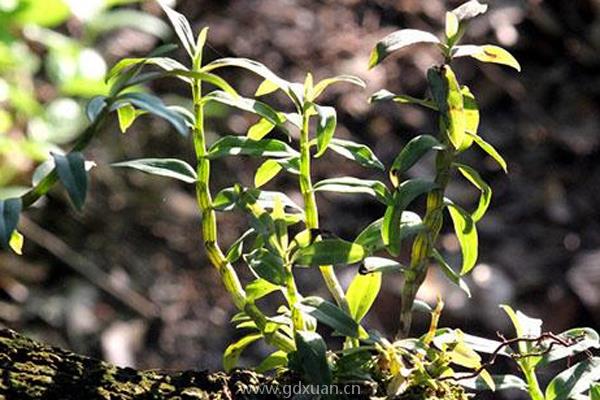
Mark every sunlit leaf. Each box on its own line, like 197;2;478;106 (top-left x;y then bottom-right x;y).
254;159;283;188
431;249;471;297
545;357;600;400
247;118;275;141
329;138;384;170
245;278;280;302
202;91;284;127
111;158;197;183
0;198;21;249
314;105;337;157
256;350;288;373
52;152;88;210
460;374;527;393
539;328;600;367
208;136;299;159
467;132;508;172
369;89;437;111
299;297;363;339
354;213;423;254
451;0;488;21
314;177;390;204
9;231;24;255
359;256;406;275
389;135;444;186
294;239;366;267
116;103;137;133
312;75;366;101
244;248;287;286
453;45;521;71
157;0;196;59
113;92;188;136
346;272;381;322
369;29;441;69
455;163;491;222
446;12;460;41
223;333;263;372
446;201;478;274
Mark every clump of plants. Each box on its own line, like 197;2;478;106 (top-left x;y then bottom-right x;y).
1;1;599;398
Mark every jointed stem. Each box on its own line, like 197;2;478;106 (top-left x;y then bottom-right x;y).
190;58;294;352
298;110;350;313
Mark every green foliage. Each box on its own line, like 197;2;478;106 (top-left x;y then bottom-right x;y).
6;2;599;399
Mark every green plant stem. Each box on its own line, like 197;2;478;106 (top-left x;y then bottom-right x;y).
398;138;454;339
190;61;294;353
523;368;545;400
298;110;350;314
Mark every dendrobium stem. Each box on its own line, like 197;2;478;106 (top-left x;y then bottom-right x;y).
190;57;295;353
298;110;350;314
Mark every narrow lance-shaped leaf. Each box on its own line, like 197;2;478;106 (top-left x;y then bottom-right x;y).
359;257;406;274
0;198;22;249
9;231;24;255
452;45;521;72
208;136;299;159
591;384;600;400
256;350;288;374
467;132;508;172
369;89;437;111
106;57;189;83
311;75;366;101
458;86;480;151
355;212;424;255
446;201;478;275
389;135;445;186
383;179;437;256
545;357;600;400
294;239;366;267
168;71;238;97
299;297;363;339
460;374;528;393
314;105;337;157
202;91;284;127
86;96;107;122
369;29;441;69
157;0;196;59
245;278;280;302
111;158;197;184
116;103;137;133
52;152;88;211
254;159;282;188
443;66;466;149
328;138;384;170
539;328;600;367
455;163;491;222
451;0;488;21
226;228;255;263
431;249;471;297
313;177;390;204
247;118;275;141
244;248;287;286
113;92;188;136
346;272;382;322
223;333;263;372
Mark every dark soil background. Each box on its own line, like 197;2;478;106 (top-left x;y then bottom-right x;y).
1;0;600;398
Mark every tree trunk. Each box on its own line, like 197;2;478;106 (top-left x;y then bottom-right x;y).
0;328;283;399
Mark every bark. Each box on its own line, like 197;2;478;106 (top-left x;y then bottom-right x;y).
0;328;282;400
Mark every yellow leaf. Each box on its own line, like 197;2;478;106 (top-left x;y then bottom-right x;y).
255;79;279;96
446;12;459;40
480;369;496;391
9;231;23;255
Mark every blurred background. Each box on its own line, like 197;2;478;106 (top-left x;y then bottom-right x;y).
1;0;599;397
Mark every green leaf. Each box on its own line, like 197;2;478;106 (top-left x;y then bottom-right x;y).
254;159;283;188
329;138;384;170
313;177;390;204
369;29;441;69
499;305;542;365
591;384;600;400
460;374;527;393
458;86;480;151
445;12;460;40
453;45;521;71
202;58;300;107
369;89;437;111
446;202;478;275
114;92;188;136
157;0;197;59
0;198;21;249
9;231;24;255
359;256;406;274
354;213;423;254
545;358;600;400
300;297;362;339
455;163;491;222
168;71;238;97
539;328;600;367
389;135;444;184
52;152;88;211
106;57;188;83
226;229;255;263
244;248;287;286
431;249;471;297
314;105;337;157
255;79;280;97
202;91;285;127
346;272;382;322
294;239;366;267
86;96;107;122
468;132;508;173
223;333;263;372
111;158;197;184
312;75;366;100
247;118;275;141
443;66;466;149
245;278;280;302
451;0;488;21
194;26;209;64
208;136;299;159
383;179;437;256
256;350;288;373
116;104;137;133
291;330;332;384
